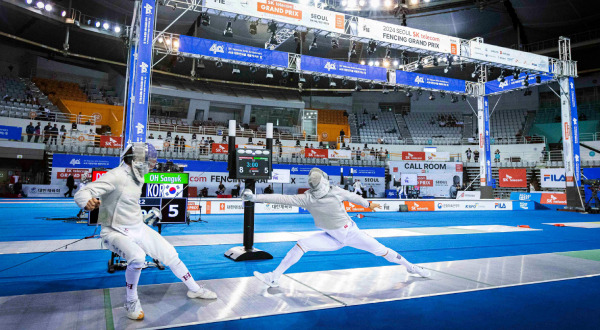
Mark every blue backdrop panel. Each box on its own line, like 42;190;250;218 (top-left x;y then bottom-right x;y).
178;35;288;68
300;55;388;82
485;73;553;94
52;154;120;168
395;71;466;93
568;77;581;186
483;97;492;186
0;125;22;140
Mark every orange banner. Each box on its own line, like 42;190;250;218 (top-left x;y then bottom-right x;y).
257;1;302;19
343;201;372;213
405;201;435;211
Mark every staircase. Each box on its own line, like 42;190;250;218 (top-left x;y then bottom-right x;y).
462;114;474;140
522;110;536;135
394;114;412;142
348;113;359;141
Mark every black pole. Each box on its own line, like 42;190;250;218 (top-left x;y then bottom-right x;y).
243;179;255;251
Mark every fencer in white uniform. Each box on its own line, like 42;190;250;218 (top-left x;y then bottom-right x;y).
353;179;363;196
245;168;430;288
76;172;91;218
74;142;216;321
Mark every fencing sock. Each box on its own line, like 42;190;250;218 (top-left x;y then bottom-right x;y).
272;244;304;280
169;259;201;293
382;249;413;269
125;265;142;302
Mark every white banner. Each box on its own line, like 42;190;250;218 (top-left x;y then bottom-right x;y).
541;168;566;188
328;149;352;159
268;169;291;184
203;0;345;34
470;42;549;73
455;191;481;200
435;200;512;211
425;152;450;162
148;139;164;151
357;17;459;55
389;161;463;174
400;173;418;186
22;184;80;197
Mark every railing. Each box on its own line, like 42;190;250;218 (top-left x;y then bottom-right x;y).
512;29;600;53
0;107;96;125
338;135;546;145
147;123;319;142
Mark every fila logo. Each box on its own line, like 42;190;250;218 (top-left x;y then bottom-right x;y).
414;76;424;84
209;44;225;54
324;62;336;71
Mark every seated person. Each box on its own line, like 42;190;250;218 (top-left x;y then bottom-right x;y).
264;185;274;194
216;183;226;195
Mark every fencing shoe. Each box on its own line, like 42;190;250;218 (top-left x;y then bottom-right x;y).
407;265;431;278
253;271;279;287
125;299;144;320
187;285;217;300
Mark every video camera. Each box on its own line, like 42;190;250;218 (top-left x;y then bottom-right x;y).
155;161;184;173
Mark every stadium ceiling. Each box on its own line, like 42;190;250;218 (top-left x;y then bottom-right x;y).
0;0;598;87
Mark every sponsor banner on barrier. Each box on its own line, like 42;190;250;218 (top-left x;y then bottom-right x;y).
188;199;299;215
148;139;164;151
470;42;550;73
305;148;328;158
512;201;535;210
300;55;387;82
203;0;345;34
269;169;291;184
100;136;123;148
328;149;352;159
22;184;79;197
499;168;527;188
178;36;288;68
436;201;512;211
405;201;435;211
211;143;228;154
425;152;450;162
357;17;459;55
56;168;90;180
390;161;463;174
541;168;566;188
343;201;372;213
485;73;554;94
395;71;466;93
52;153;120;168
540;193;567;205
402;151;425;161
0;125;22;140
456;191;481;200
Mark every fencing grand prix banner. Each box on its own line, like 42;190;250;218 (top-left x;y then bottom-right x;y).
300;56;387;82
485;73;554;94
470;42;549;73
356;17;459;55
202;0;345;34
498;168;527;188
396;71;466;93
178;36;288;68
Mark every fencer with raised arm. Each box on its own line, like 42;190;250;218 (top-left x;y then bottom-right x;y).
74;142;216;321
244;167;430;288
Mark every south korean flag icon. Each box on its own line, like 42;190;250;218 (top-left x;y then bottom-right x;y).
162;184;183;198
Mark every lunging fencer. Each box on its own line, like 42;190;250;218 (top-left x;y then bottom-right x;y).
353;179;363;196
244;168;430;288
74;142;216;321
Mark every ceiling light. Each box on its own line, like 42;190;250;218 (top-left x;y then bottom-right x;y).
355;82;362;91
36;2;44;9
216;60;223;68
201;13;210;26
102;22;110;30
95;21;101;28
370;0;380;9
223;21;233;37
309;36;317;50
232;65;240;74
114;26;121;33
61;10;66;17
44;3;52;11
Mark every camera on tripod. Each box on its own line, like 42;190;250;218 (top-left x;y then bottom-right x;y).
582;179;600;213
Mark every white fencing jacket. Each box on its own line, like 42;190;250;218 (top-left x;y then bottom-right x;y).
255;186;370;230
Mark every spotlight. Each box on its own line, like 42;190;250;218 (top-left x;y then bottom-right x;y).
472;65;479;78
360;60;366;65
374;61;380;66
535;75;541;84
158;36;164;43
432;57;438;66
114;26;121;33
36;1;43;9
266;69;273;79
281;71;289;78
451;95;458;103
393;86;399;92
429;92;435;101
216;60;223;68
201;13;210;26
329;79;336;88
95;21;101;28
269;32;278;45
462;95;467;101
355;82;362;91
370;0;380;8
460;63;466;70
223;21;233;37
444;65;451;74
267;21;277;34
368;61;374;66
61;10;66;17
417;89;423;96
309;36;317;50
232;65;240;74
44;3;52;11
367;40;377;55
102;22;109;30
313;76;321;82
197;60;205;70
331;38;339;49
172;39;179;49
406;90;413;98
298;75;306;83
26;0;33;4
369;82;375;89
497;69;505;82
440;92;445;99
382;86;389;94
384;0;392;7
383;60;390;67
522;74;529;87
359;0;366;6
513;69;520;80
393;60;399;66
385;48;391;59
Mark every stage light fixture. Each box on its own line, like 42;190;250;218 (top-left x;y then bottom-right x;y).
360;60;366;65
393;86;399;92
329;78;336;87
331;38;339;49
383;60;390;67
299;75;306;83
385;48;391;59
103;22;110;30
232;65;240;74
522;76;529;87
266;69;273;79
417;57;423;70
382;87;389;94
223;21;233;37
172;39;180;49
269;32;279;45
267;21;277;34
355;82;362;91
45;3;52;11
36;2;44;9
367;40;377;55
423;58;429;65
342;79;349;86
359;0;366;6
26;0;33;5
417;89;423;96
349;42;357;56
432;57;438;66
536;75;541;84
370;0;380;9
201;13;210;26
368;61;374;66
216;60;223;68
95;21;101;28
342;0;348;6
114;26;121;33
429;92;435;101
513;69;520;80
158;36;164;43
440;92;445;99
472;65;480;78
282;71;289;78
451;95;458;103
393;60;399;66
309;36;318;50
369;82;375;89
406;90;413;98
497;69;505;82
293;31;300;43
176;55;185;63
460;63;466;70
197;60;205;70
444;65;451;74
462;95;467;101
400;51;407;64
374;61;380;66
249;66;257;73
61;10;66;17
314;76;321;82
384;0;393;7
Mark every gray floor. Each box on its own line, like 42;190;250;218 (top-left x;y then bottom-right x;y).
1;251;599;330
0;225;540;255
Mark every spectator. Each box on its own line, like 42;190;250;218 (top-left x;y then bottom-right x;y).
34;122;41;143
158;134;163;139
60;125;67;145
180;136;186;152
264;185;274;194
174;135;180;152
221;136;227;143
84;118;91;125
310;143;314;149
371;114;378;120
356;147;361;160
385;149;389;159
368;187;375;198
77;112;82;124
339;129;345;140
541;147;547;161
192;133;197;141
231;183;240;198
363;108;368;114
466;148;472;162
343;110;349;117
200;187;209;197
208;137;215;144
474;150;479;162
148;133;154;139
50;124;59;145
2;94;9;101
25;122;34;142
494;149;500;163
43;123;52;144
64;174;76;197
217;182;226;195
71;122;77;130
165;132;172;151
295;139;301;146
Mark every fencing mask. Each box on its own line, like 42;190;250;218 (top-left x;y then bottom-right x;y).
122;142;158;182
308;167;330;199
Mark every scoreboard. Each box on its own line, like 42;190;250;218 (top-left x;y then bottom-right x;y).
89;171;189;225
233;148;272;180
